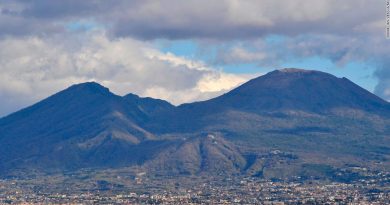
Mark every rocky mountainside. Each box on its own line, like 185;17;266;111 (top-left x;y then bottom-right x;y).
0;68;389;179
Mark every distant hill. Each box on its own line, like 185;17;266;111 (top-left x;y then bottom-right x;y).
0;68;389;179
144;133;246;175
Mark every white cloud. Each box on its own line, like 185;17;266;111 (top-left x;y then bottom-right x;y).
196;72;252;93
0;33;253;117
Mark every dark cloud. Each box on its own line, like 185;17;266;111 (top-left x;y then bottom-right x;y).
18;0;127;19
0;0;384;39
110;0;383;40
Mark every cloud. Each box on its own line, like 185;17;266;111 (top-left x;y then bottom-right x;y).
0;0;383;39
0;33;251;117
108;0;383;39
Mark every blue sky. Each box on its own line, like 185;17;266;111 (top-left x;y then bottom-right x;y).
155;39;378;92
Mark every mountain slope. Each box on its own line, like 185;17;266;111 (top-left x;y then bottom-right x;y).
211;68;389;114
144;133;246;175
149;68;390;133
123;93;175;118
0;82;163;172
144;69;390;177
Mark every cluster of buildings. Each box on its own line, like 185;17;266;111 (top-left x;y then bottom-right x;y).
0;171;389;204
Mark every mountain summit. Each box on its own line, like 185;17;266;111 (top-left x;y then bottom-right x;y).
182;68;390;114
0;82;164;171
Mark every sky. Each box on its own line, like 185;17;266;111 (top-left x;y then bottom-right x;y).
0;0;389;117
